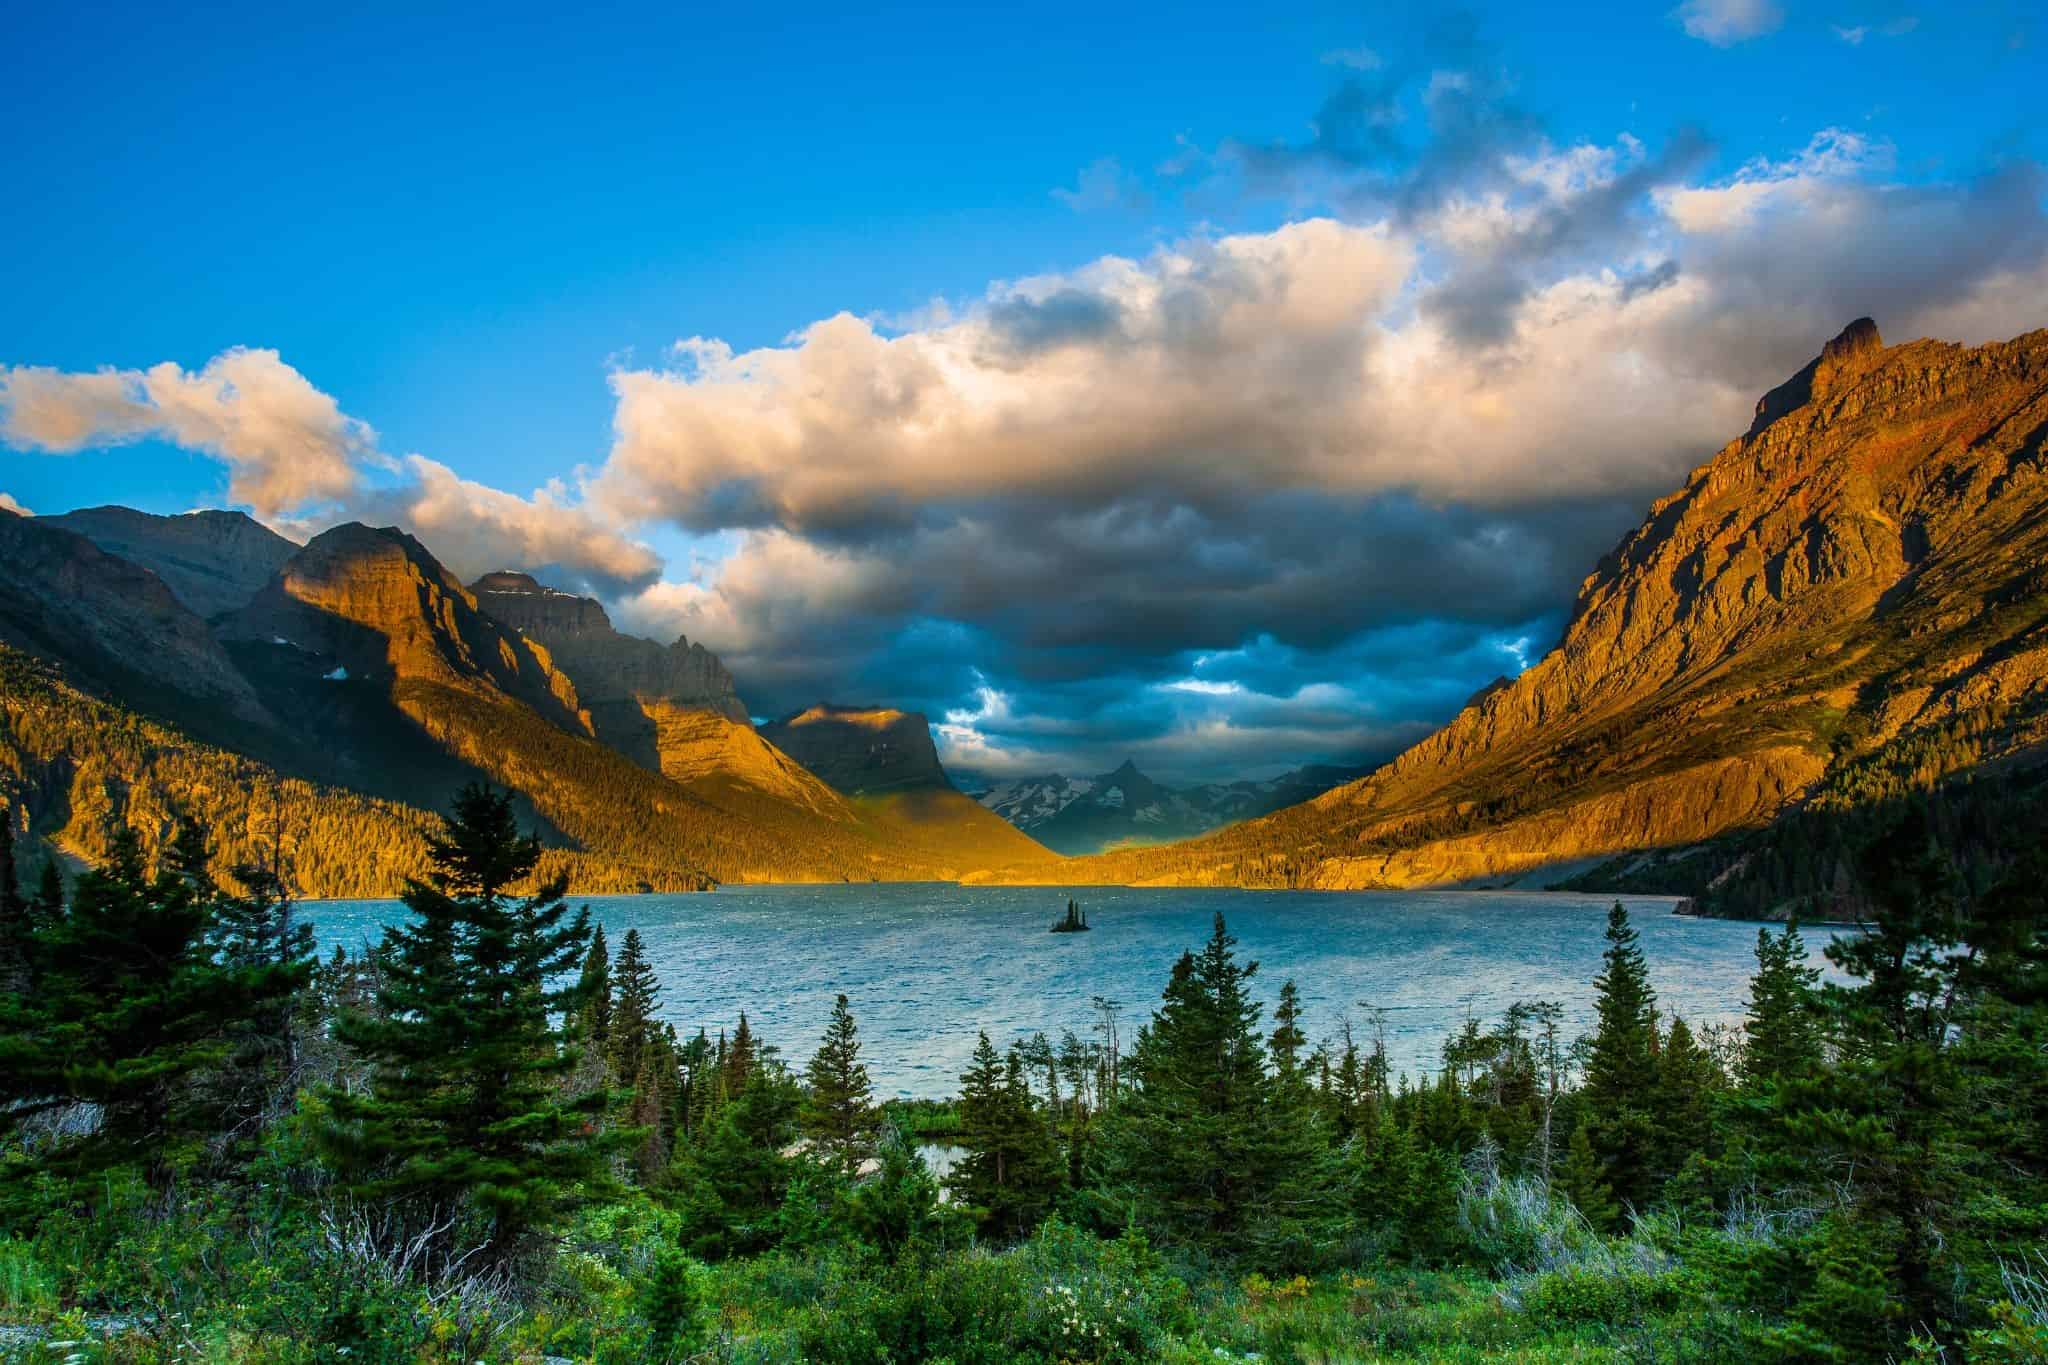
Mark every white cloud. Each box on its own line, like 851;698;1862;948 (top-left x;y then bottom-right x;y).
1833;24;1868;43
0;348;371;514
0;492;31;516
1674;0;1785;45
1;348;659;594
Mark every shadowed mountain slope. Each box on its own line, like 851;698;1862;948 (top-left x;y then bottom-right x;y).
970;759;1371;855
45;505;298;619
976;321;2048;889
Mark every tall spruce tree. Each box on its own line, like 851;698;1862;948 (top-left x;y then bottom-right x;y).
0;806;28;995
1579;901;1660;1222
800;993;878;1177
947;1031;1060;1240
320;785;617;1258
671;1062;804;1259
1741;924;1824;1089
1774;806;1969;1351
608;928;660;1089
576;924;612;1048
3;823;297;1196
1110;914;1311;1254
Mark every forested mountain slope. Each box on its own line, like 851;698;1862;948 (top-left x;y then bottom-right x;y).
978;321;2048;891
0;518;1053;889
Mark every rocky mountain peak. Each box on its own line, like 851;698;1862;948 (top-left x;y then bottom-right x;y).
224;523;589;733
998;322;2048;890
472;569;616;640
46;504;299;619
470;572;748;726
758;704;954;795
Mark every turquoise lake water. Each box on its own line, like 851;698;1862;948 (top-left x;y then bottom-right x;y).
303;884;1838;1099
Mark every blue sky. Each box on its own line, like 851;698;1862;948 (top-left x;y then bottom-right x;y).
3;0;2042;782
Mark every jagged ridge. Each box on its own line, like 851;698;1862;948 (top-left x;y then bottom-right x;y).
976;321;2048;889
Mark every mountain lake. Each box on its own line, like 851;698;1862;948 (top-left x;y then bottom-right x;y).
304;884;1842;1099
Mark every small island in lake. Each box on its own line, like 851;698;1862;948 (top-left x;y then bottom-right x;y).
1049;898;1091;933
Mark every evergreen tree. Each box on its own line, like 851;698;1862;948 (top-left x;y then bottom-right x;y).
1555;1121;1619;1231
1110;914;1320;1255
843;1122;959;1263
947;1031;1060;1240
608;928;661;1089
800;993;879;1177
1778;807;1968;1348
1580;901;1660;1219
320;784;618;1258
576;924;612;1048
724;1012;758;1095
1741;924;1824;1089
2;823;297;1196
1650;1015;1717;1192
0;805;28;994
671;1063;803;1259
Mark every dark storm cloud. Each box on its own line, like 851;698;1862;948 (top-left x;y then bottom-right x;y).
600;15;2048;783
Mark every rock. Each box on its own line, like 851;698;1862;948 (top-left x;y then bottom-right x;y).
0;506;272;723
225;525;588;733
759;704;954;795
472;570;749;726
45;505;298;619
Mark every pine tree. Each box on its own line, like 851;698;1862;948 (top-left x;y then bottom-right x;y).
576;924;612;1048
671;1063;803;1259
801;993;878;1177
1555;1121;1620;1231
1109;914;1319;1254
947;1031;1061;1240
1741;924;1824;1089
1580;901;1660;1218
0;806;31;996
1650;1015;1717;1192
1780;807;1968;1347
320;784;618;1258
2;823;297;1196
609;927;661;1089
724;1012;758;1095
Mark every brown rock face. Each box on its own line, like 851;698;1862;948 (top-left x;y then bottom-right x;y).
45;506;298;619
225;525;590;734
759;704;955;795
472;571;748;724
0;508;270;723
982;321;2048;889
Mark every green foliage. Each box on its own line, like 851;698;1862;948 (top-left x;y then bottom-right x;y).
318;784;620;1257
800;993;880;1179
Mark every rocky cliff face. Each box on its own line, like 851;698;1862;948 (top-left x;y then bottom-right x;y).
45;505;298;619
471;570;750;765
981;321;2048;889
758;704;954;795
0;508;270;724
225;525;590;734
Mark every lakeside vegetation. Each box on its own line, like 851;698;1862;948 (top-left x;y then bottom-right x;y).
0;787;2044;1361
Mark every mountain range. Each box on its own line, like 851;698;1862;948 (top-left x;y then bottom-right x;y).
0;508;1049;894
6;318;2046;915
972;320;2048;913
963;760;1370;856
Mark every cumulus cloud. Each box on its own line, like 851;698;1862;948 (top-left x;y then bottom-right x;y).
1;348;659;597
1674;0;1785;45
0;348;371;514
598;92;2047;778
0;492;31;516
